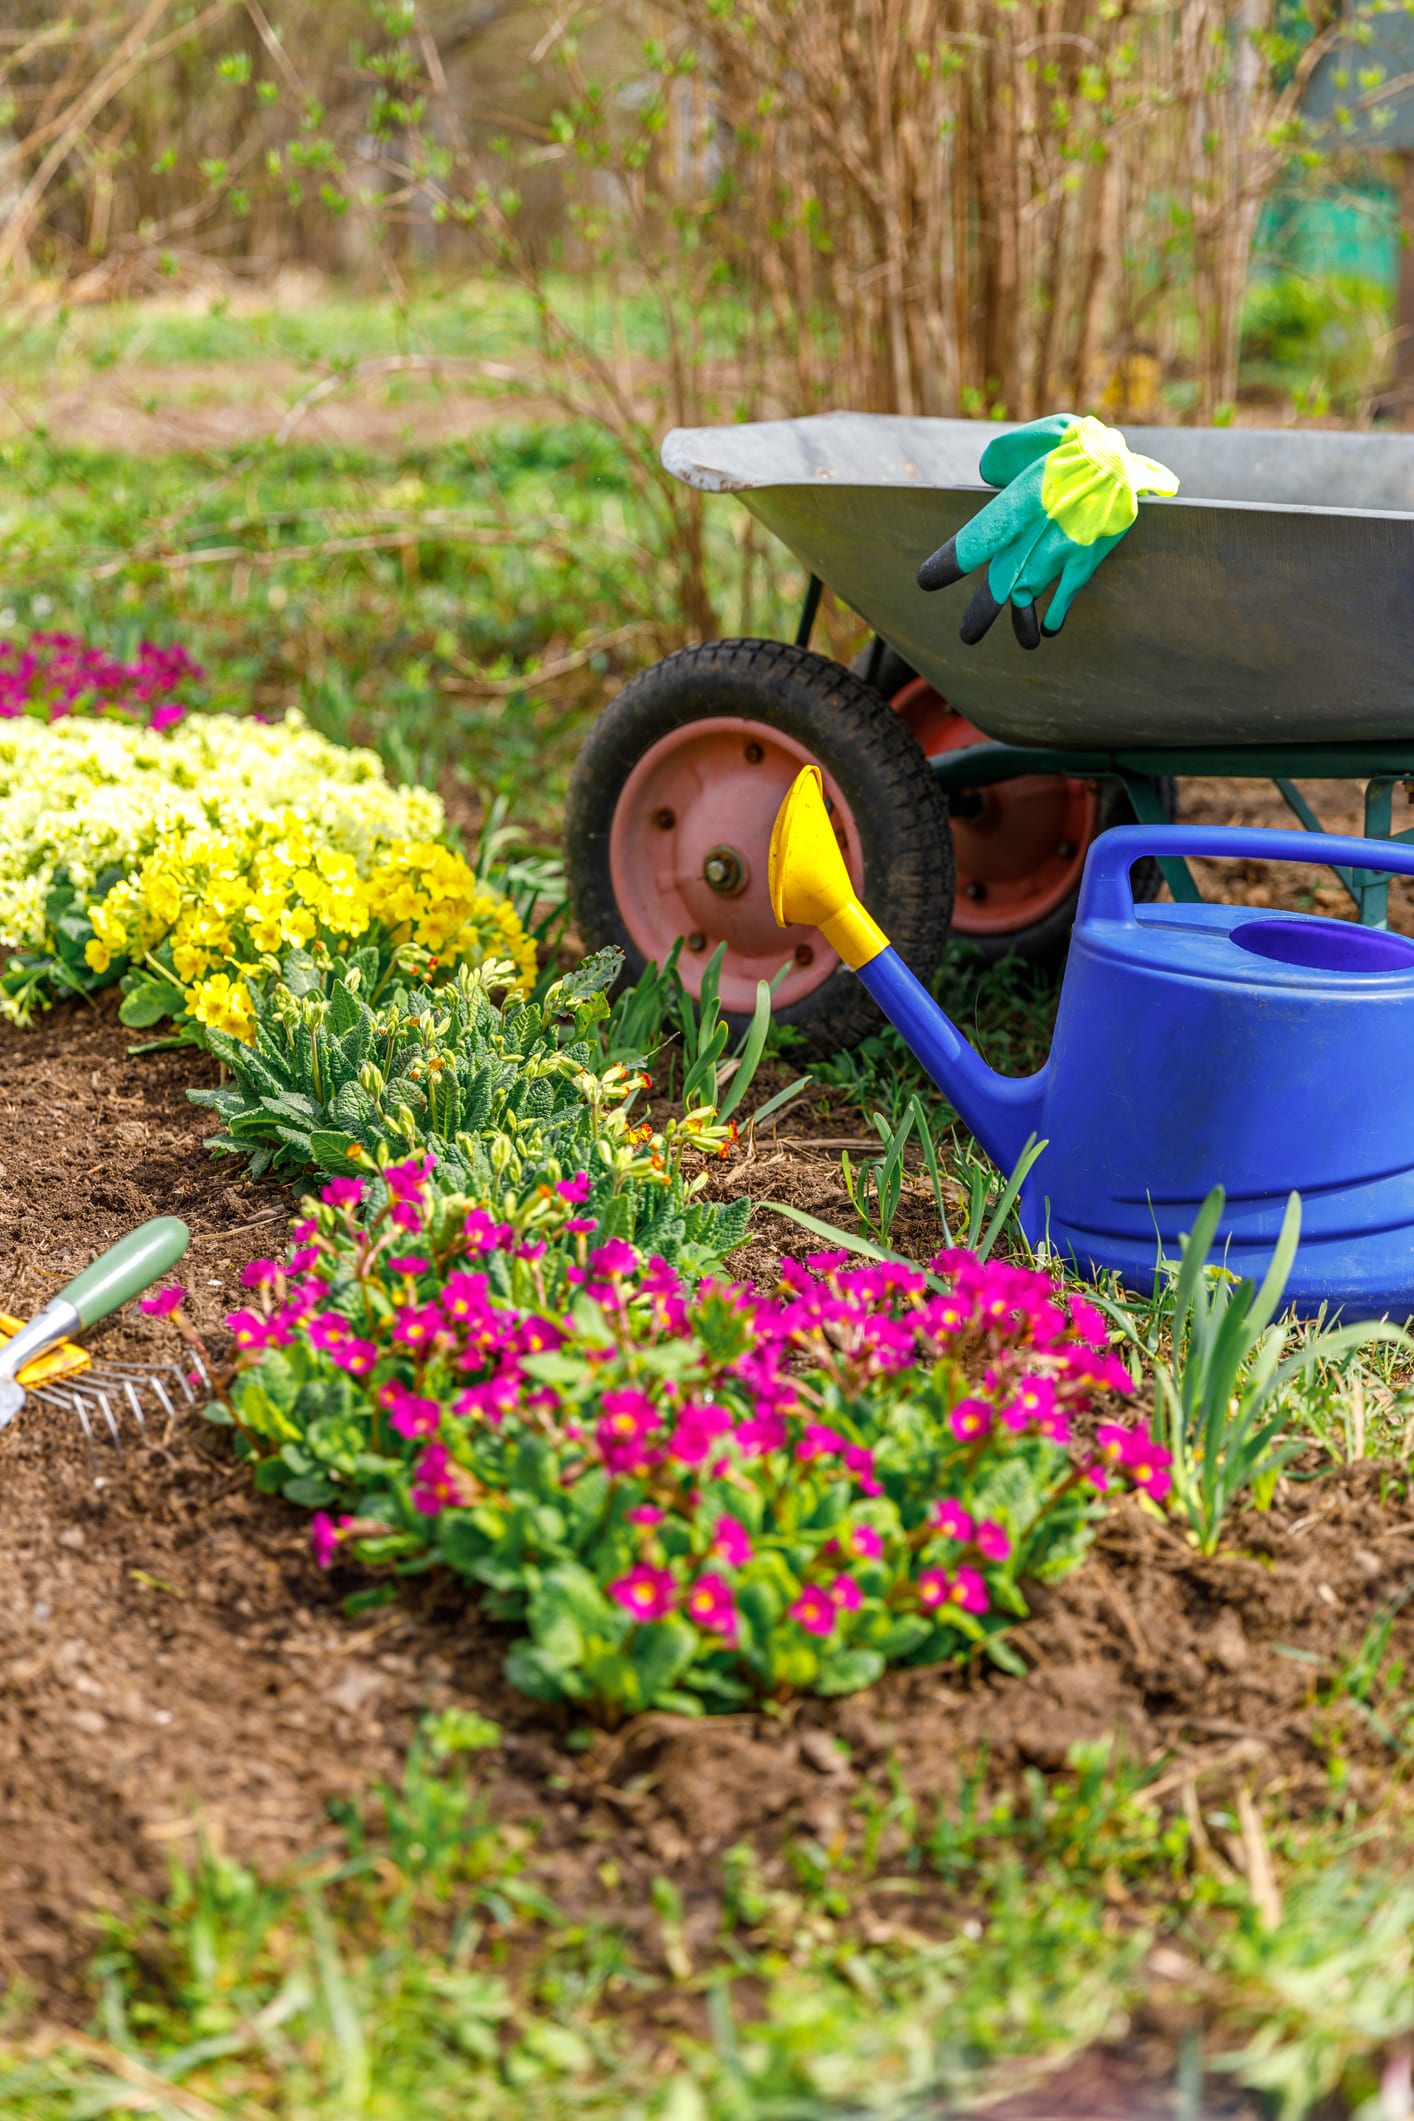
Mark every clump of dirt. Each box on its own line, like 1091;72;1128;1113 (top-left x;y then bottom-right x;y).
3;993;1414;2076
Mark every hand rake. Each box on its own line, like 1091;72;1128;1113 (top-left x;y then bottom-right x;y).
0;1216;205;1453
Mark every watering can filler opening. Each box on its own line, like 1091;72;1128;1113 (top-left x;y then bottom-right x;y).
769;768;1414;1319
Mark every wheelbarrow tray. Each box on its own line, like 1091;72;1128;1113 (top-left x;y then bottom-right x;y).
663;414;1414;750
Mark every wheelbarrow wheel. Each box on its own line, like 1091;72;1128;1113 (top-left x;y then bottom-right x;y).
565;639;954;1057
854;646;1177;963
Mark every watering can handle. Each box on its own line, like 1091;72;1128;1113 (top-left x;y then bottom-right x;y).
1077;824;1414;926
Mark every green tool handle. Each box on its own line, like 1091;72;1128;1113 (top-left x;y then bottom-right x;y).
57;1217;191;1328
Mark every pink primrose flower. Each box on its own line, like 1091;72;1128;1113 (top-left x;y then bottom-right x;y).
666;1401;732;1469
844;1442;881;1496
949;1566;989;1615
411;1441;468;1516
310;1512;343;1568
455;1371;521;1425
917;1566;952;1609
736;1408;788;1458
589;1239;639;1279
790;1584;838;1637
713;1515;753;1568
565;1217;598;1235
797;1422;847;1463
847;1523;884;1562
393;1302;444;1351
140;1285;185;1317
975;1520;1012;1564
628;1504;664;1527
389;1254;431;1277
442;1270;492;1322
829;1572;863;1613
240;1259;280;1290
329;1336;379;1377
306;1312;353;1353
609;1564;675;1622
930;1499;975;1541
557;1171;592;1204
226;1308;274;1352
464;1208;513;1254
949;1397;993;1443
379;1382;441;1440
389;1201;424;1235
384;1154;436;1202
1004;1376;1056;1433
321;1177;365;1210
684;1571;737;1638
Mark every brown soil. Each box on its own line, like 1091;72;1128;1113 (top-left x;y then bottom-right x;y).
2;996;1413;2121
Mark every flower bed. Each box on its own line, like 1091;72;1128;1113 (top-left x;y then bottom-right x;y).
0;629;202;729
191;1161;1165;1720
0;710;533;1040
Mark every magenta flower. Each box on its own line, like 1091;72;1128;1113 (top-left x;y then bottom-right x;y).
557;1171;592;1203
240;1259;280;1290
949;1566;989;1615
666;1400;732;1468
917;1566;952;1610
464;1208;513;1254
714;1515;753;1567
609;1564;675;1622
790;1585;837;1637
589;1239;638;1278
975;1519;1012;1563
389;1202;424;1235
596;1389;660;1476
949;1398;992;1443
379;1382;441;1440
736;1408;787;1457
442;1270;491;1321
307;1312;352;1353
829;1572;863;1613
1003;1376;1055;1432
310;1511;344;1568
844;1443;882;1496
140;1284;186;1317
226;1308;271;1351
930;1499;975;1541
384;1154;436;1201
684;1571;737;1638
393;1302;443;1351
797;1422;846;1463
411;1441;467;1516
321;1177;365;1210
847;1523;883;1562
1121;1434;1173;1500
627;1504;664;1527
565;1217;598;1235
329;1336;378;1377
389;1254;431;1277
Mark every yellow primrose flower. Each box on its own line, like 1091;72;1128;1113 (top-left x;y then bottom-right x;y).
189;971;256;1043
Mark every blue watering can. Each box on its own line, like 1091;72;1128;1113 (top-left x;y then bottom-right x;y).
770;768;1414;1317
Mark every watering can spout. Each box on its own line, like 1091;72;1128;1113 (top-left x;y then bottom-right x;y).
769;768;1047;1174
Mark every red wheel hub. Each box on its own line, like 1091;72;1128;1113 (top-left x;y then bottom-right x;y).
892;676;1096;937
608;717;864;1014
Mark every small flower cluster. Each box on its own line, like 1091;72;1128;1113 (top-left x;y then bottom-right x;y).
83;816;535;1041
212;1177;1169;1718
0;710;448;1026
0;631;202;730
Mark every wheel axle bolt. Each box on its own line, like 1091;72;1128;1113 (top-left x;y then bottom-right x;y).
654;807;675;830
1056;839;1076;859
687;931;707;953
703;845;747;896
795;943;814;967
964;880;987;902
744;742;764;764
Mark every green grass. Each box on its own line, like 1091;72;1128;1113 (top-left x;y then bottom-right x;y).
1;1716;1410;2118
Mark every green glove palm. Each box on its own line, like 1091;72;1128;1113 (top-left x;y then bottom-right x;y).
917;413;1179;650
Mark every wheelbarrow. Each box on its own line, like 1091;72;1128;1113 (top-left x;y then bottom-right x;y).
565;413;1414;1053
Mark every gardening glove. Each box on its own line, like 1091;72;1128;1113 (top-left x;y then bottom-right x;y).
916;413;1179;650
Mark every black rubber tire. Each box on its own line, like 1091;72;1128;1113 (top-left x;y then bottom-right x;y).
565;639;955;1057
853;643;1178;965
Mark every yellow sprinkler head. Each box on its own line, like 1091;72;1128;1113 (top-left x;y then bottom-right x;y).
768;766;890;972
